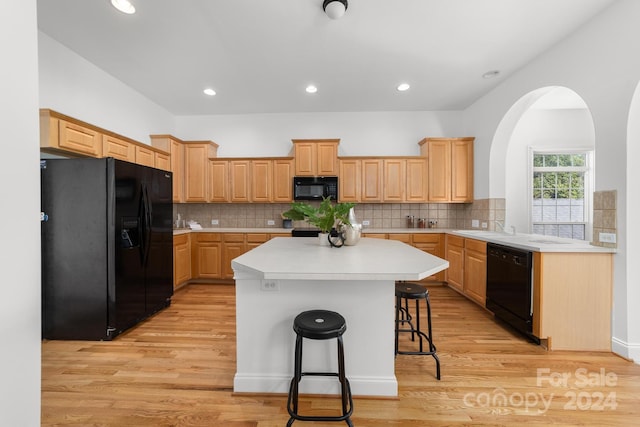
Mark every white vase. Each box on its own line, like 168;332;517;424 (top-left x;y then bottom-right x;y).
318;232;330;246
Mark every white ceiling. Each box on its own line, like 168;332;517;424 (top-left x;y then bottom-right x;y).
36;0;615;115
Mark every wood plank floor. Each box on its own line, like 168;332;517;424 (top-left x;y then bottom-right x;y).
42;283;640;426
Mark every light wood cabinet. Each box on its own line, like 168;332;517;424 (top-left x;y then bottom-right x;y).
413;234;445;282
209;160;229;202
251;160;272;203
103;134;135;162
190;233;222;280
40;110;103;157
222;233;247;279
292;139;339;176
135;145;155;167
406;158;428;201
420;137;474;203
361;159;383;202
463;238;486;305
151;135;185;202
383;159;406;202
445;235;465;292
272;159;294;202
184;141;218;202
338;158;361;202
154;151;171;171
230;160;251;202
173;233;191;288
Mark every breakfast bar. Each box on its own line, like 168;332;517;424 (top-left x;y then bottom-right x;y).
231;237;449;397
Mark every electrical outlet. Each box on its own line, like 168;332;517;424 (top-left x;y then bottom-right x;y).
267;220;275;226
599;232;616;243
211;219;219;225
362;220;370;226
260;280;279;291
471;219;479;228
481;222;488;229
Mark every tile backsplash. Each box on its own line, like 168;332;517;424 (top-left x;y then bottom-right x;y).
173;198;506;231
592;190;617;248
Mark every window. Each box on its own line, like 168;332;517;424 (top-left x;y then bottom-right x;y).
531;151;592;240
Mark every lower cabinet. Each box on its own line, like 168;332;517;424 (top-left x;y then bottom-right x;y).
173;233;191;289
413;234;445;282
445;235;487;306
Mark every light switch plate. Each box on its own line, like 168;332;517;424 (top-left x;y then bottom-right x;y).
211;219;219;225
267;220;275;226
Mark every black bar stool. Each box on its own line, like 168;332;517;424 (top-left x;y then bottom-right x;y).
395;282;441;380
287;309;354;427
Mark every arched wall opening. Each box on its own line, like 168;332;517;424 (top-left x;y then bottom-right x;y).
489;87;595;236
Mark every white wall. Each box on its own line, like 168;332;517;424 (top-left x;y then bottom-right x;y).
38;32;176;144
0;0;41;424
176;111;465;158
463;0;640;361
506;107;595;234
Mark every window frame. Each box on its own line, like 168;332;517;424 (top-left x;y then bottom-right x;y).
528;147;594;241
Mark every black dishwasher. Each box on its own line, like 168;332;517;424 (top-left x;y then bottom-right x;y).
486;243;537;342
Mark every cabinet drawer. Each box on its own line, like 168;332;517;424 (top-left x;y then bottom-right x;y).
247;233;269;243
173;233;189;245
387;233;412;243
363;233;386;239
465;238;486;253
447;235;464;247
223;233;245;242
413;233;443;243
195;233;221;242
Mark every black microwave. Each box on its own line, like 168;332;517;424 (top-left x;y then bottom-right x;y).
293;176;338;201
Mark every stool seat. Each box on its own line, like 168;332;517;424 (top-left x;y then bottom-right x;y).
293;310;347;340
396;282;429;299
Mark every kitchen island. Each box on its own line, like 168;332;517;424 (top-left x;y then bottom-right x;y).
231;237;449;397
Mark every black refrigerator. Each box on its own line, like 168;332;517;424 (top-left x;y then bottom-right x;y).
41;157;173;340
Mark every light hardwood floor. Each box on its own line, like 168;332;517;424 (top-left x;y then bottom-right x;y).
42;283;640;426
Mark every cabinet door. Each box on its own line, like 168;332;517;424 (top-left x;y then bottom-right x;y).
339;159;361;202
387;233;411;243
294;142;315;176
251;160;272;202
103;135;134;162
273;159;294;202
464;239;486;305
155;152;171;171
135;145;155;167
406;158;428;202
445;236;464;292
413;234;445;281
361;159;383;202
173;234;191;288
209;160;229;202
59;119;102;157
170;140;184;203
428;139;451;202
184;144;209;202
317;141;338;176
451;139;474;202
230;160;251;202
195;243;222;279
383;159;405;202
222;234;246;279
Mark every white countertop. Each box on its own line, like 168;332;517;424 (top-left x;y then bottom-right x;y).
231;237;449;281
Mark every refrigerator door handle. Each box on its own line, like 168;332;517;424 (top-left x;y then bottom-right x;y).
141;183;152;267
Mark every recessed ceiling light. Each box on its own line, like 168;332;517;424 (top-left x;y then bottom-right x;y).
111;0;136;14
397;83;410;92
305;85;318;94
203;88;216;96
482;70;500;79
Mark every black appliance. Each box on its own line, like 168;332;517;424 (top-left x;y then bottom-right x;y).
41;158;173;340
486;242;538;343
291;228;321;237
293;176;338;201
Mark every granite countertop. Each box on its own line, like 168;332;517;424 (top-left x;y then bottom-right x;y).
231;237;449;281
173;227;616;253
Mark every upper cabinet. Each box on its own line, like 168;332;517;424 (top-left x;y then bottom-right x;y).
420;137;474;203
292;139;338;176
151;135;185;202
183;141;219;202
103;134;135;162
272;158;294;202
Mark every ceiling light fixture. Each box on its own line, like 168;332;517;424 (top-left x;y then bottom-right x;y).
397;83;410;92
305;85;318;94
111;0;136;14
323;0;348;20
203;88;216;96
482;70;500;79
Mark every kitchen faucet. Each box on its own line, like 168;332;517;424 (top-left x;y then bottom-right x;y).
495;221;516;235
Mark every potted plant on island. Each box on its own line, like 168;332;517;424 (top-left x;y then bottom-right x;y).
282;197;356;246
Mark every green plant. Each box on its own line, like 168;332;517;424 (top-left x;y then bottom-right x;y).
282;197;355;234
